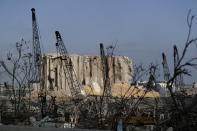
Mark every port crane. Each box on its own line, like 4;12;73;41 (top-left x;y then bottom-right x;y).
31;8;42;83
162;53;171;81
100;43;111;97
173;45;186;111
162;51;185;113
173;45;184;88
55;31;82;98
31;8;47;117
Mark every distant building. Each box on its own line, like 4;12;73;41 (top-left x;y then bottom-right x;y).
185;88;197;96
131;81;197;97
0;83;3;94
193;82;197;88
0;83;10;98
0;83;29;98
136;81;170;96
184;84;197;96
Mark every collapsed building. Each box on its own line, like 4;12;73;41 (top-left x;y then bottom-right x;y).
39;54;134;98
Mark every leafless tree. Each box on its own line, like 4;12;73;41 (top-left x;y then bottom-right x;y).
162;10;197;130
0;39;34;122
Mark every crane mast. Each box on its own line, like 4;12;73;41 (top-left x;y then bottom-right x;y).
162;53;171;81
100;43;111;96
173;45;185;110
173;45;184;88
55;31;82;98
31;8;42;83
31;8;46;118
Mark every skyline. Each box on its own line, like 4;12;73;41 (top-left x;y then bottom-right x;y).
0;0;197;84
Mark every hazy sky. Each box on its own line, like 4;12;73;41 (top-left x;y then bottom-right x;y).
0;0;197;84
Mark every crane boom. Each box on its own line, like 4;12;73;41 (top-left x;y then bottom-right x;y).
31;8;42;83
162;53;170;81
31;8;46;118
55;31;82;98
173;45;184;88
173;45;185;110
100;43;111;96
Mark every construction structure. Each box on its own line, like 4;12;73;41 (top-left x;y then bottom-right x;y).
39;53;133;98
31;8;47;118
162;53;170;82
55;31;83;98
100;43;111;97
31;8;42;83
173;45;184;91
1;7;197;131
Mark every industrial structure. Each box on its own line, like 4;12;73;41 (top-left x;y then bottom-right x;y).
162;53;170;82
31;8;47;118
31;8;42;83
0;7;197;131
55;31;83;98
39;54;133;98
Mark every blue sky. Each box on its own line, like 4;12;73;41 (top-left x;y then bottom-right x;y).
0;0;197;84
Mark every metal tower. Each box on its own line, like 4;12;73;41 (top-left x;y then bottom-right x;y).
173;45;184;88
173;45;186;110
31;8;42;83
100;43;111;96
162;53;171;81
55;31;82;98
31;8;46;118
